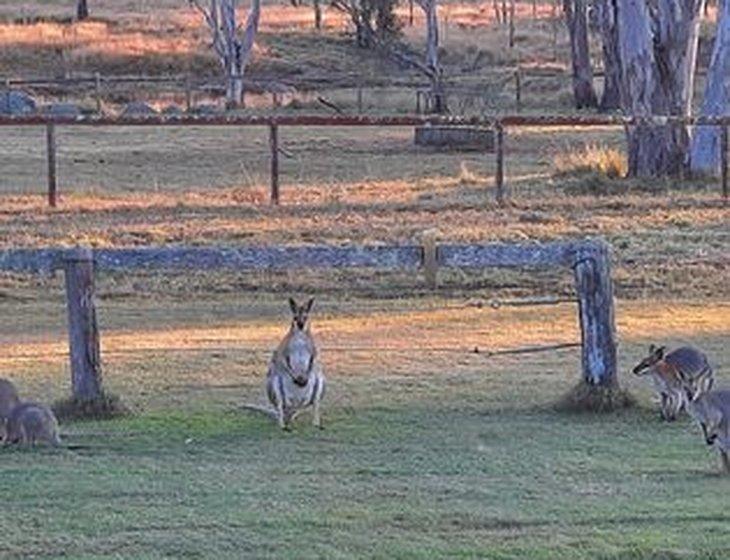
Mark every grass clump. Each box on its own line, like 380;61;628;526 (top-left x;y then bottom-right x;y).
554;144;628;179
53;392;129;421
553;144;633;196
555;381;636;413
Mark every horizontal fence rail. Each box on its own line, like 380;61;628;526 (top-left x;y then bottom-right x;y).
1;113;727;206
2;114;730;127
0;240;607;274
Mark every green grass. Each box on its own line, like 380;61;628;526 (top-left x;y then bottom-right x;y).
2;378;729;559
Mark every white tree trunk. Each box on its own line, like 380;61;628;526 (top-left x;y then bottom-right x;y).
418;0;447;113
691;0;730;175
564;0;597;108
191;0;261;107
617;0;704;176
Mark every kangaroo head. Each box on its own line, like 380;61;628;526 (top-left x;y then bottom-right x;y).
633;344;665;376
289;297;314;331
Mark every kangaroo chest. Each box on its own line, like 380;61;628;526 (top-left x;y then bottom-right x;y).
278;372;320;409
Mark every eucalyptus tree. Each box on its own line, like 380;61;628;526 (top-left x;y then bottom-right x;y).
616;0;706;176
691;0;730;175
189;0;261;107
564;0;597;108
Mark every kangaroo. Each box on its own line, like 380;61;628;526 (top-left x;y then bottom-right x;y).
0;379;20;441
633;345;714;421
4;402;62;448
266;297;326;430
684;389;730;474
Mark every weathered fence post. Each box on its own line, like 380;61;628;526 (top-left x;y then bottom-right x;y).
269;123;280;204
63;248;104;402
420;230;439;289
508;0;515;47
185;75;193;112
514;69;522;112
46;123;57;208
495;121;506;204
572;243;617;387
721;125;728;201
94;72;102;114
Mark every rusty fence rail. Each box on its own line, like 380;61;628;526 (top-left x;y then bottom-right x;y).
0;113;727;207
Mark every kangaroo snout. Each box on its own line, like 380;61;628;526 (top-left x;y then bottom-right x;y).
293;375;308;387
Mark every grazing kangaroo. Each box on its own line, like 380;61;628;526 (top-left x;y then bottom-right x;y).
0;379;20;441
684;389;730;474
633;345;714;421
266;297;326;430
4;402;61;448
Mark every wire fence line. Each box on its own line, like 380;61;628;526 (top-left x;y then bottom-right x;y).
2;341;583;362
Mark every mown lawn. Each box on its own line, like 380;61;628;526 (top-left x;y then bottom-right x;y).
1;368;728;559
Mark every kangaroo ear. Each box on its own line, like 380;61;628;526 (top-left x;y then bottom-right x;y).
304;297;315;313
656;346;666;359
288;297;298;315
649;343;657;354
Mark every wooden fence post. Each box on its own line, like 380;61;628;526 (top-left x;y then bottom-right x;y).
721;125;728;201
508;0;515;47
573;244;617;387
495;121;506;204
357;85;363;114
409;0;414;25
314;0;323;30
269;123;280;205
46;123;57;208
185;75;193;112
63;248;104;402
94;72;102;114
420;230;439;289
514;69;522;112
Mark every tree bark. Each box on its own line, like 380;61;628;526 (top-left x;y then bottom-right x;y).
564;0;598;109
616;0;704;177
691;0;730;176
597;0;621;110
418;0;447;113
76;0;89;20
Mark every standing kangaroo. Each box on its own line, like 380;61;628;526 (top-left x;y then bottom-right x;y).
266;297;326;430
684;389;730;474
4;402;62;448
0;379;20;441
633;345;714;421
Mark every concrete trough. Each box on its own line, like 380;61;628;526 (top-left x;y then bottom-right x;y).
414;125;495;152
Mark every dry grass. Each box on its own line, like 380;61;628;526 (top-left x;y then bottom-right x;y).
554;144;628;179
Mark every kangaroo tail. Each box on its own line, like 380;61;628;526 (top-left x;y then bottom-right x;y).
239;403;279;420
